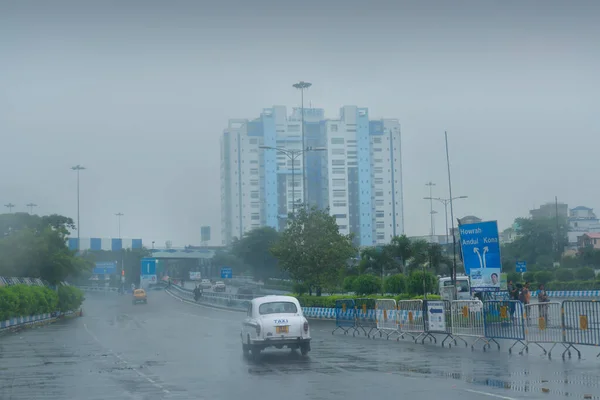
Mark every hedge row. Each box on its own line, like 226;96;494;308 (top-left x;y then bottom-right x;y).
532;280;600;291
0;285;84;321
293;294;442;308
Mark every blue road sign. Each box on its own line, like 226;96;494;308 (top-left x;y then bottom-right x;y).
220;267;232;279
141;258;157;275
459;220;501;275
93;261;117;275
516;261;527;273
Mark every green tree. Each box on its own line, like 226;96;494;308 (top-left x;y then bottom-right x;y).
406;271;437;296
0;213;91;284
501;217;568;265
211;250;249;276
575;267;596;281
353;274;381;296
271;206;356;296
384;274;407;294
534;270;554;284
555;268;574;282
231;227;281;282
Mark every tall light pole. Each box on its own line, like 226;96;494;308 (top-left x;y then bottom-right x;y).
4;203;15;213
26;203;38;214
115;212;124;238
423;196;468;247
115;212;125;286
445;131;458;298
292;81;312;206
425;182;436;239
71;165;85;251
260;145;325;217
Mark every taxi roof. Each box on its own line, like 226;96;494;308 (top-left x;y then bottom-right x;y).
250;295;300;306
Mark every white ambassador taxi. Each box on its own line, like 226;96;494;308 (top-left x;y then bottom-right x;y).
241;295;311;358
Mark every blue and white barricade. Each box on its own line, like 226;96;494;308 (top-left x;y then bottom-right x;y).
523;302;563;358
450;300;489;350
354;298;377;337
421;300;454;346
396;300;424;341
561;300;600;359
483;300;526;353
374;299;399;340
332;299;358;336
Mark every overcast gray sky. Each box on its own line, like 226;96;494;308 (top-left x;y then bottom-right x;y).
1;0;598;247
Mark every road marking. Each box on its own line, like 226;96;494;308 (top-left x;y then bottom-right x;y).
84;323;171;395
464;389;517;400
172;310;234;323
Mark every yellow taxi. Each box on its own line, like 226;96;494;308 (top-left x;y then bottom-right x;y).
132;289;147;305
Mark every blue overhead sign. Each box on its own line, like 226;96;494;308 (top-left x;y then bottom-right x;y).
220;267;232;279
93;261;117;275
459;220;501;275
516;261;527;273
140;258;157;275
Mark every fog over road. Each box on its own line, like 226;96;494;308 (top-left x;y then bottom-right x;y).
1;291;599;400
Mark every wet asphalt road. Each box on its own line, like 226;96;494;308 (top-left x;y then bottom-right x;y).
1;291;600;400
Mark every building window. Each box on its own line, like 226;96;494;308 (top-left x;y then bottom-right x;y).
250;168;259;175
332;148;345;155
251;214;260;221
250;179;259;186
249;138;258;144
330;124;338;132
332;159;345;166
250;191;259;199
333;190;346;198
332;179;346;187
374;177;383;185
250;160;258;164
331;137;344;144
338;225;348;230
376;222;385;229
375;190;384;197
376;211;385;218
375;199;384;206
251;202;260;209
373;148;382;152
373;137;382;144
373;167;383;174
377;233;385;240
333;200;347;207
332;168;345;174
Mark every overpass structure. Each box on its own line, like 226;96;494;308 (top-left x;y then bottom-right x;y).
148;246;227;280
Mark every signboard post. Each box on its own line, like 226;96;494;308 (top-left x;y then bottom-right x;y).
140;258;158;288
220;267;232;279
459;220;502;292
426;301;446;332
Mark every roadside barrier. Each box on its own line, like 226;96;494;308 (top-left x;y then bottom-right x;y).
332;299;358;336
396;300;425;341
561;300;600;359
524;302;563;358
483;300;525;354
421;300;455;347
374;299;399;340
354;298;377;337
450;300;489;351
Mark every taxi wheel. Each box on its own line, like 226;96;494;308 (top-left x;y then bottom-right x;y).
242;343;250;355
250;346;261;361
300;344;310;356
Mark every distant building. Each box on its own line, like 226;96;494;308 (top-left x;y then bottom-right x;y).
450;215;482;240
577;233;600;250
567;206;600;246
530;202;568;220
220;105;404;247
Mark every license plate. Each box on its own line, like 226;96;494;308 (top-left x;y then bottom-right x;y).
276;326;289;334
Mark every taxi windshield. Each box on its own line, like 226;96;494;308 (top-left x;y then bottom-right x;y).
258;301;298;315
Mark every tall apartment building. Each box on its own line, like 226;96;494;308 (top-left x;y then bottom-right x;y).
220;105;403;247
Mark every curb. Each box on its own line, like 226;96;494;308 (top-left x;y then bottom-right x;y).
0;311;81;336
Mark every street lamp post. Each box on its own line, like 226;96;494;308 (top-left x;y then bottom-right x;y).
115;212;125;286
423;196;468;247
4;203;15;213
292;81;312;206
26;203;38;214
71;165;86;252
260;145;325;216
115;212;124;238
